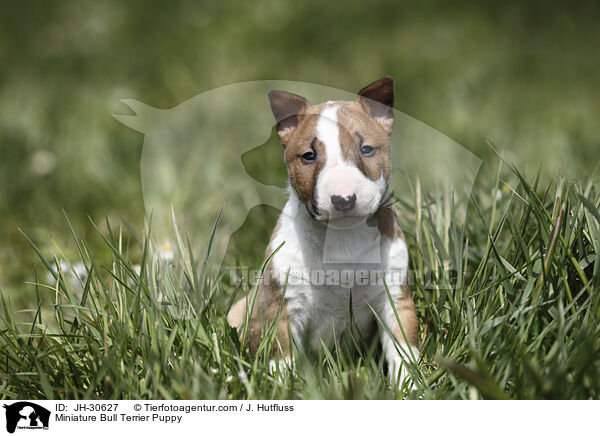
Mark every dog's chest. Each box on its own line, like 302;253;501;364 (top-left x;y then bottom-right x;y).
269;210;404;346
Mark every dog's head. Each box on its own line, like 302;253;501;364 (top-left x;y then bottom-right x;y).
268;77;394;228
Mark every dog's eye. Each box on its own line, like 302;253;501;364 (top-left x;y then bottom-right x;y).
302;151;316;162
360;145;374;155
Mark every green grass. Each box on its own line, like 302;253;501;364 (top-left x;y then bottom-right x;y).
1;164;599;400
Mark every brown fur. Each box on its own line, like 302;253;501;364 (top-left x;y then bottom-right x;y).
227;218;293;356
281;113;325;218
336;102;391;182
394;284;419;347
373;206;418;348
371;199;402;241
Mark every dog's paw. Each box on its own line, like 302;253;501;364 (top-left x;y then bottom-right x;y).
387;345;420;392
390;365;416;391
268;357;295;382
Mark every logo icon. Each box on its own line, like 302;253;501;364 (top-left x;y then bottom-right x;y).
2;402;50;434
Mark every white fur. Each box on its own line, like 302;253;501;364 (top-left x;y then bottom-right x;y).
269;357;295;382
273;191;412;382
317;106;342;165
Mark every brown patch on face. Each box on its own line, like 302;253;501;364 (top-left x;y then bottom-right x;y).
281;108;326;217
336;101;392;183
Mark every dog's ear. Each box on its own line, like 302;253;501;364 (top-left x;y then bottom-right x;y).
267;90;309;143
357;76;394;134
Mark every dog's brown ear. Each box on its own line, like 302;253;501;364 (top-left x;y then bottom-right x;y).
267;90;309;143
357;76;394;134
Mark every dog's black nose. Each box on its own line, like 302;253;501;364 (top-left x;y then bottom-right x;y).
331;193;357;211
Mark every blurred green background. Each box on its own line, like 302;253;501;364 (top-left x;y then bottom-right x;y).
1;0;599;301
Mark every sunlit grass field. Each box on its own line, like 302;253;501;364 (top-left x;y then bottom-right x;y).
1;165;598;399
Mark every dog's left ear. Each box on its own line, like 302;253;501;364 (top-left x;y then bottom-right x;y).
357;76;394;134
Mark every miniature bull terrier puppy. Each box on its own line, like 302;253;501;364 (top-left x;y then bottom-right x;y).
228;77;419;385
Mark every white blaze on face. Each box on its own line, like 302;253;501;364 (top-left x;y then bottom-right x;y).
315;105;386;225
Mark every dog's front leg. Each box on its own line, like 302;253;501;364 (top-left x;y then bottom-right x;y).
264;313;296;379
228;290;296;378
376;284;420;387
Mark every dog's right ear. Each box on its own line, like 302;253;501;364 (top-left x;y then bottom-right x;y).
357;76;395;134
267;90;309;144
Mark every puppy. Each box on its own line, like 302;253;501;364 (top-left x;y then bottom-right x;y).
228;77;419;384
